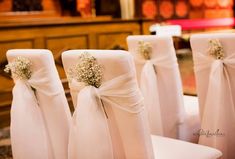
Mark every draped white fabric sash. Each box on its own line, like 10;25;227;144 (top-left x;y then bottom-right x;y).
194;52;235;159
135;55;178;136
11;69;62;159
68;73;144;159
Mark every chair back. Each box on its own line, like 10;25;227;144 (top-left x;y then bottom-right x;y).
7;49;71;159
62;50;154;159
190;34;235;159
127;35;185;138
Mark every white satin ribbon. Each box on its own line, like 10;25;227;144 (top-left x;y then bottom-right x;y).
11;69;62;159
194;52;235;159
135;55;178;136
68;73;144;159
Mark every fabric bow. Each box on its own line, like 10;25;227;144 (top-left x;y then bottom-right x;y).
68;73;144;159
11;69;62;159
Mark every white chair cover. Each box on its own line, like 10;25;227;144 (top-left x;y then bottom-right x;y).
152;135;222;159
191;34;235;159
63;49;222;159
181;95;200;143
127;35;186;138
7;49;71;159
62;50;154;159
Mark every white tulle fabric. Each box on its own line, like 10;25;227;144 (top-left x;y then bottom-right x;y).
8;50;71;159
194;52;235;159
68;73;145;159
127;36;185;138
135;55;178;135
63;50;154;159
11;69;64;159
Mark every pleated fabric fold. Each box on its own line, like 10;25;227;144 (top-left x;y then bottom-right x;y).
194;52;235;159
11;69;63;159
135;54;184;137
68;73;148;159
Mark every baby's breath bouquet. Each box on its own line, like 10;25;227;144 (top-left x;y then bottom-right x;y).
4;56;32;80
208;39;224;60
4;56;37;100
138;41;152;60
68;53;103;88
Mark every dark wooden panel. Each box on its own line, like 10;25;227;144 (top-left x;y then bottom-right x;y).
0;108;10;128
0;40;34;64
46;34;89;55
97;32;132;50
46;34;89;78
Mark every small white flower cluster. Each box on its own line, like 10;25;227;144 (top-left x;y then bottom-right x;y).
138;41;152;60
208;39;224;60
68;53;103;88
4;56;32;80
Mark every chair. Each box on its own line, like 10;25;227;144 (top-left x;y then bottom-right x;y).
127;35;200;142
191;33;235;159
6;49;71;159
62;49;222;159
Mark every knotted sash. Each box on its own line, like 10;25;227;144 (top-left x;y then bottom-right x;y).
135;54;183;137
194;52;235;159
11;69;64;159
68;73;147;159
